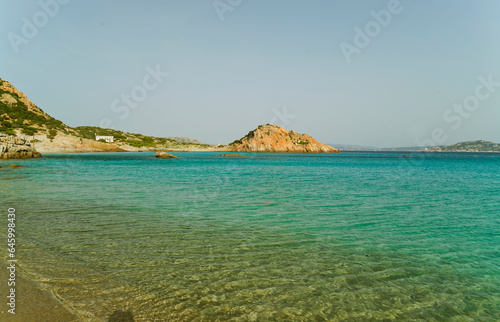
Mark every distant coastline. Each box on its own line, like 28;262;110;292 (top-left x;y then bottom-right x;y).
333;140;500;153
2;78;499;155
1;79;337;155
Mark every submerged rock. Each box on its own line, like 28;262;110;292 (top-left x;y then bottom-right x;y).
216;154;250;157
9;164;22;168
155;152;178;159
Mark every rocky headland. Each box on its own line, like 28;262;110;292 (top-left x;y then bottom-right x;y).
0;78;215;153
227;124;339;153
1;78;341;154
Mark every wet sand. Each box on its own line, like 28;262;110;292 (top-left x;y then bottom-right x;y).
0;264;79;321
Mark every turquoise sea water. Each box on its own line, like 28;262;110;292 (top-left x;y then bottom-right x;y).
1;152;499;321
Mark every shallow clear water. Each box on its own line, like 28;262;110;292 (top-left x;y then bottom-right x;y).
1;152;499;321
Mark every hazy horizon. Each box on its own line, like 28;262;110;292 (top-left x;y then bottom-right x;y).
2;1;500;147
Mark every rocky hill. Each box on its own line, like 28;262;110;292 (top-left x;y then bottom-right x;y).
168;136;202;144
0;78;340;154
0;78;74;138
228;124;339;153
423;140;500;152
0;78;215;153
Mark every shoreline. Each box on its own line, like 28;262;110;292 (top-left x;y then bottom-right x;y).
33;150;500;155
0;262;80;321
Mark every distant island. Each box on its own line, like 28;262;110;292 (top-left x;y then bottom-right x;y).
332;141;500;153
0;77;337;155
167;137;203;144
422;140;500;153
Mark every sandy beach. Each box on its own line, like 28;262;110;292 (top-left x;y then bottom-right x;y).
0;263;79;322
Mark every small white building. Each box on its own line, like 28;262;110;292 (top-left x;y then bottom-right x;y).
95;134;114;143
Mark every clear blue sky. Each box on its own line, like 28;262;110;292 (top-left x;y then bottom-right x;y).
2;0;500;146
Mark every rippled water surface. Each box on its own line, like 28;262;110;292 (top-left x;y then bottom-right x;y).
1;152;499;321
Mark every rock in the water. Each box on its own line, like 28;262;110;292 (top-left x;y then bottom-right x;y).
216;154;250;157
155;152;178;158
9;164;22;168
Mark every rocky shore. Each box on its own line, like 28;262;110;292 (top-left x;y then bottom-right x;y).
0;134;41;159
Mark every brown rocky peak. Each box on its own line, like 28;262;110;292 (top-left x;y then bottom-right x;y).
228;124;339;153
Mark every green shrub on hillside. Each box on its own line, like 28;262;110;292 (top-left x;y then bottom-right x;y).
21;126;38;136
47;128;57;140
125;140;145;148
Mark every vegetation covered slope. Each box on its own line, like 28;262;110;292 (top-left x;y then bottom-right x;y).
0;78;72;138
0;78;210;150
75;126;211;149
